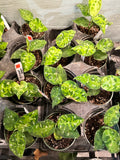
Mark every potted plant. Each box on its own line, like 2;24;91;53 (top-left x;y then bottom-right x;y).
83;105;120;154
3;107;55;158
11;38;46;72
73;0;112;40
28;109;84;151
72;38;114;74
43;64;87;108
19;9;48;39
42;29;76;67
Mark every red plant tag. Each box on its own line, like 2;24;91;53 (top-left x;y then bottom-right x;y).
26;35;33;41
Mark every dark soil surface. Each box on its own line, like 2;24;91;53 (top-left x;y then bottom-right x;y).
85;114;104;145
77;25;100;36
44;112;74;150
20;23;44;39
84;56;106;68
88;90;112;105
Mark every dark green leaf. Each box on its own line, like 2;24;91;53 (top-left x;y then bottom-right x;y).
9;131;26;158
42;46;62;65
19;9;33;21
14;110;38;132
29;39;46;51
0;17;4;41
61;80;87;102
0;70;5;79
74;73;101;90
29;18;48;32
76;3;90;16
56;30;76;48
72;40;96;56
89;0;102;17
0;50;6;58
11;49;27;59
24;132;34;147
74;17;90;28
102;128;120;153
62;46;76;58
59;152;77;160
51;86;65;108
21;51;36;72
0;79;14;97
93;50;107;61
27;119;55;138
3;108;19;131
104;105;120;127
101;75;120;92
87;89;100;96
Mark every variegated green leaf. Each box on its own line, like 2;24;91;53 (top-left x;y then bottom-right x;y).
27;119;55;138
51;86;65;108
19;9;33;21
0;79;14;97
11;49;27;59
9;131;26;158
21;51;36;72
14;110;38;132
76;3;90;16
61;80;87;102
29;39;46;51
24;132;34;147
0;42;8;50
0;70;5;79
62;46;76;58
89;0;102;17
44;65;67;85
104;105;120;127
0;17;4;41
3;108;19;131
12;81;28;99
101;75;120;92
56;30;76;48
93;50;107;61
96;38;114;52
74;73;101;90
92;14;112;34
102;128;120;153
72;40;96;56
42;46;62;65
29;18;48;32
87;89;100;96
74;17;90;28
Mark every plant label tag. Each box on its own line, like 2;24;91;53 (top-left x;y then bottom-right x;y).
15;62;25;81
26;35;33;41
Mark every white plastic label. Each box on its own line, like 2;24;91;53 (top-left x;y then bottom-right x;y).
15;62;25;81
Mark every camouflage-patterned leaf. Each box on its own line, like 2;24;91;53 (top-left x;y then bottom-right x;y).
94;127;106;150
0;50;6;58
56;30;76;48
92;14;112;34
0;17;4;41
21;51;36;72
14;110;38;132
93;50;107;61
104;105;120;127
54;129;62;140
29;39;46;51
101;75;120;92
0;79;14;97
12;81;28;99
19;9;33;21
44;65;67;85
59;152;77;160
11;49;27;59
74;73;101;90
61;80;87;102
29;18;48;32
3;108;19;131
0;42;8;50
87;89;100;96
72;40;96;57
62;46;76;58
23;82;42;100
51;86;65;108
0;70;5;79
9;131;26;158
102;128;120;153
74;17;90;28
27;119;55;138
89;0;102;17
76;3;90;16
42;46;62;65
24;132;34;147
